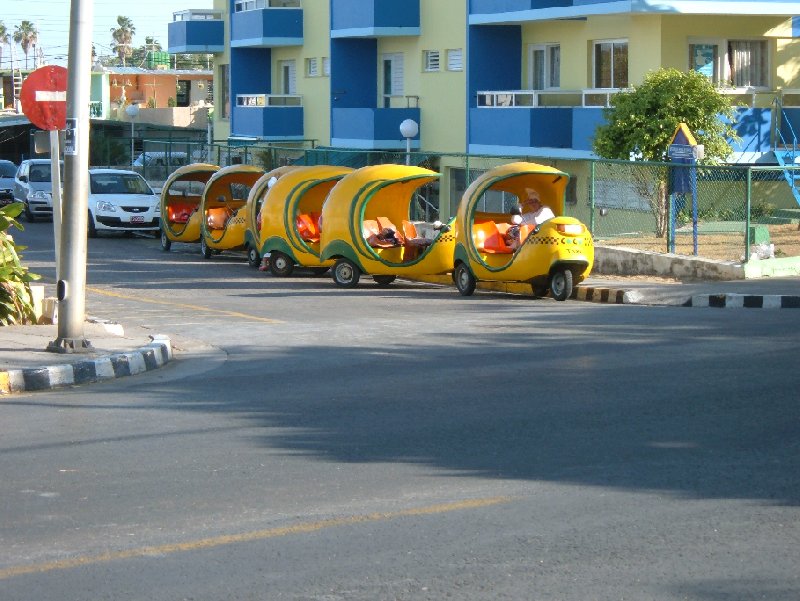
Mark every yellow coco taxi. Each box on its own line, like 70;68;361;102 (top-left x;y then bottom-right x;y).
319;164;456;288
244;165;298;268
159;163;220;251
199;164;265;259
453;162;593;300
259;165;354;277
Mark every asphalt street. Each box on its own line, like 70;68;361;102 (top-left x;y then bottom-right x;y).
1;223;799;600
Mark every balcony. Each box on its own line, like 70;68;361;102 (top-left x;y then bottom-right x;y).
331;0;420;38
331;107;420;149
233;94;304;139
168;10;225;54
231;1;303;47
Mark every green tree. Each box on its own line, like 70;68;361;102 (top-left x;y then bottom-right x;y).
110;16;136;67
0;203;39;325
593;68;738;236
0;21;9;77
13;20;38;70
130;36;162;68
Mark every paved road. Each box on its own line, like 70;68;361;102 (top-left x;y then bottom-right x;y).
2;223;799;600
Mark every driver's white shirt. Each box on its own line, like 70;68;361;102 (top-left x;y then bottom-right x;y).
521;205;555;226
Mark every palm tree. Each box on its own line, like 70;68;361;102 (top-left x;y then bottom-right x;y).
0;22;9;75
13;21;38;70
111;16;136;67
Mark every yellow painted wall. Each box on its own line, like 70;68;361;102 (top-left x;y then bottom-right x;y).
523;14;791;89
376;0;467;153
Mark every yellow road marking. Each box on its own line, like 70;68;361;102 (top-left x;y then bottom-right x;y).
87;287;283;324
0;496;512;580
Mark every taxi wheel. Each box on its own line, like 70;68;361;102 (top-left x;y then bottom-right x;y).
549;268;574;301
373;275;396;287
247;246;261;268
332;259;360;288
269;252;294;277
454;263;476;296
160;229;172;251
201;237;213;259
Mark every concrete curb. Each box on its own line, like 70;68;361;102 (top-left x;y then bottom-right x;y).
0;335;173;396
687;294;800;309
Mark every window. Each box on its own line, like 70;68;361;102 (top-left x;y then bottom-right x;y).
530;44;560;89
279;60;297;94
237;94;266;107
176;80;190;107
219;64;230;119
322;57;330;77
594;40;628;88
728;40;768;87
689;39;768;87
382;53;404;108
446;48;463;72
306;58;319;77
424;50;440;72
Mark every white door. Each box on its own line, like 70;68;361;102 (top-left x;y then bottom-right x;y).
381;53;404;108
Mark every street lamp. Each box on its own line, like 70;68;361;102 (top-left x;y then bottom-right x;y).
399;118;418;166
125;102;140;166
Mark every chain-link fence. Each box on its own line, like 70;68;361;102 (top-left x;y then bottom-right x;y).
140;140;800;263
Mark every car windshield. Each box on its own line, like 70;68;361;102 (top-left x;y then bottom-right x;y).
29;165;52;182
90;173;152;195
0;163;16;177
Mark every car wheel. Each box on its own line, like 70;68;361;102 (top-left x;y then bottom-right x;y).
332;258;360;288
247;246;261;268
269;252;294;277
549;268;574;301
160;229;172;251
454;263;476;296
373;274;396;287
200;237;213;259
87;211;97;238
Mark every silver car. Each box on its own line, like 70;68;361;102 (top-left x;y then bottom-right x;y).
13;159;63;221
0;160;17;206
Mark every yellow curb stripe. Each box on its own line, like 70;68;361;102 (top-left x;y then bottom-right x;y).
87;287;283;324
0;371;10;395
0;496;512;580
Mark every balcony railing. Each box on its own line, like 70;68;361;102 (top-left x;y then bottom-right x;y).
236;94;303;107
477;87;786;109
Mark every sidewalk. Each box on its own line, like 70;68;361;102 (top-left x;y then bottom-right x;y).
0;319;172;395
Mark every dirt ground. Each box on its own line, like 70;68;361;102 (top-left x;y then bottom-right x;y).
598;223;800;263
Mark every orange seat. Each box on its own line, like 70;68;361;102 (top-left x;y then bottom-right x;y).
206;207;232;230
473;220;513;254
168;201;196;224
296;213;320;242
402;220;418;239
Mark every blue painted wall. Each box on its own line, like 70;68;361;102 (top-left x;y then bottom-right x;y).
231;8;303;45
468;25;521;108
330;38;377;109
233;106;304;139
167;20;224;53
572;109;605;152
332;107;420;144
331;0;419;31
732;108;772;154
469;108;573;148
230;47;271;136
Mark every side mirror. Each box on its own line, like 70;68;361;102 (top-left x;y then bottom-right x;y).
19;175;28;183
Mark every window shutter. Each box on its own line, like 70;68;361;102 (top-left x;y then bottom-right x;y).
447;49;463;72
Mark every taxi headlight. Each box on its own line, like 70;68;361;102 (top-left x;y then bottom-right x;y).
556;223;585;235
96;200;118;212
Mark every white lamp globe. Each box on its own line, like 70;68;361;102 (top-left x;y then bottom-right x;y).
125;103;140;118
399;118;418;139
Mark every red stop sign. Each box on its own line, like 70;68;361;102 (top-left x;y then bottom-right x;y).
20;66;68;131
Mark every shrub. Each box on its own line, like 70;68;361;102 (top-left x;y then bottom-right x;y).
0;203;40;325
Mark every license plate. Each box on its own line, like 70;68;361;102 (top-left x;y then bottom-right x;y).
130;215;145;223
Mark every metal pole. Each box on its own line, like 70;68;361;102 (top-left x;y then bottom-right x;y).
130;119;135;166
745;167;752;263
49;130;62;281
48;0;93;353
405;137;411;165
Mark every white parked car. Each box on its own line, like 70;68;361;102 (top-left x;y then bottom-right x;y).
88;169;160;237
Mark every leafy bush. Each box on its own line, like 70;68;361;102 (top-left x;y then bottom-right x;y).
0;203;40;325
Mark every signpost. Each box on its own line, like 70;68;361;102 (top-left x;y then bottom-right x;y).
20;65;68;280
668;123;703;255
